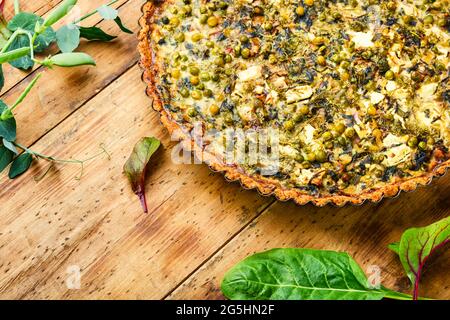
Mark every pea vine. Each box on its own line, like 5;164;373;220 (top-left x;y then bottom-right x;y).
0;0;131;179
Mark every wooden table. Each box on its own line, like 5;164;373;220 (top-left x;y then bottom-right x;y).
0;1;448;300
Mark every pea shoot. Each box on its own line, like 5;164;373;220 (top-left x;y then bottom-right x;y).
0;0;131;179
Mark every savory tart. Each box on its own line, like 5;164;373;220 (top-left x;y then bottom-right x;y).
139;0;450;206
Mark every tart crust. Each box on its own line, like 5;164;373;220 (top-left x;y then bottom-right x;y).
138;0;450;206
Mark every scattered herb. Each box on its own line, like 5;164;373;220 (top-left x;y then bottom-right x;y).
222;217;449;300
123;137;161;213
389;216;450;300
0;0;131;179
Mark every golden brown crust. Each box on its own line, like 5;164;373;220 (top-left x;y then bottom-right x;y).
138;0;450;206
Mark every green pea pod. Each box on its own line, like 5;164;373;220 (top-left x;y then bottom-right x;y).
0;47;31;64
49;52;96;67
42;0;78;29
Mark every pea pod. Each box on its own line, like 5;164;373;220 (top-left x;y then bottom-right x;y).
42;0;78;29
48;52;96;67
0;47;31;64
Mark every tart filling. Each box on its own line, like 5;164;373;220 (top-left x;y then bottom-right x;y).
140;0;450;205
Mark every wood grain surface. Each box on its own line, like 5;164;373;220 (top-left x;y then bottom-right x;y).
0;0;448;300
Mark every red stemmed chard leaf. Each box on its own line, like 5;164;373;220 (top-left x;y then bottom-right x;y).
123;137;160;213
391;216;450;300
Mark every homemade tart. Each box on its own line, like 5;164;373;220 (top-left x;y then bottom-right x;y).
139;0;450;206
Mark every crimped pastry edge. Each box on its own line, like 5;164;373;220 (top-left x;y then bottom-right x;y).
138;0;450;207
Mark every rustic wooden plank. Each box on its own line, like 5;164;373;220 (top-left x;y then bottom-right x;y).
169;176;450;300
1;0;136;147
1;0;128;95
0;64;272;299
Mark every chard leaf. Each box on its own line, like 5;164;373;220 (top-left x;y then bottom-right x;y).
9;152;33;179
221;248;408;300
388;242;400;254
0;101;16;141
123;137;160;213
0;145;14;173
79;26;116;42
113;16;133;34
97;5;118;20
397;216;450;300
56;24;80;53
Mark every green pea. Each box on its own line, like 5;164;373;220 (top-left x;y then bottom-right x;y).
315;150;328;163
190;76;200;86
206;40;215;48
344;127;356;138
337;136;347;146
284;120;295;131
200;72;211;81
187;107;197;116
299;105;309;115
263;22;273;31
207;16;219;27
189;66;200;75
199;14;208;24
306;152;316;162
322;131;333;141
175;33;185;42
214;56;225;66
218;1;228;9
239;35;249;44
296;154;305;162
241;48;250;59
225;54;232;63
212;73;220;82
424;15;434;25
407;136;418;148
191;33;203;42
180;88;189;97
418;141;427;150
191;90;202;100
203;89;213;97
385;70;395;80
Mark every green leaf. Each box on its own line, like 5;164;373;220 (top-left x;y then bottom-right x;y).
48;52;96;67
0;145;14;173
56;24;80;53
79;26;116;42
397;216;450;300
123;137;161;213
2;138;18;154
7;12;40;33
0;101;16;141
97;5;118;20
114;16;133;34
9;152;33;179
388;242;400;254
221;248;403;300
6;12;56;69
